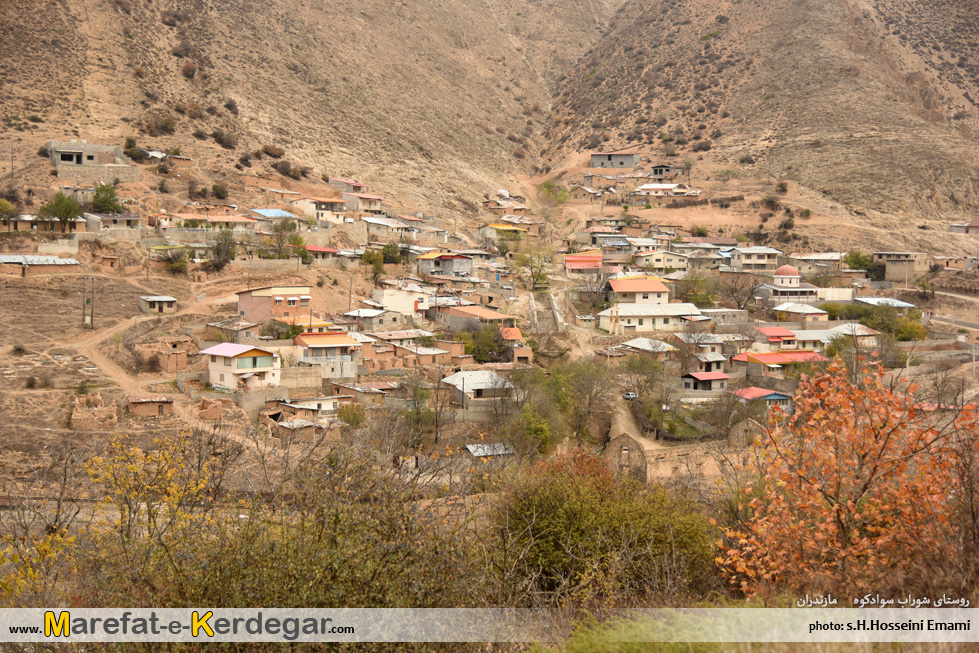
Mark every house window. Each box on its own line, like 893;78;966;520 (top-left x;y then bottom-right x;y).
224;357;231;366
210;355;217;363
638;319;643;326
663;318;670;325
684;381;691;389
274;299;282;305
287;299;296;307
219;373;225;382
642;293;648;299
626;319;632;325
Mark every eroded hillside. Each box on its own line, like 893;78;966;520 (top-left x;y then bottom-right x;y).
0;0;623;216
549;0;979;223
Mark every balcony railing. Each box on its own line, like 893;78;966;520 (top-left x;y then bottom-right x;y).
300;355;353;364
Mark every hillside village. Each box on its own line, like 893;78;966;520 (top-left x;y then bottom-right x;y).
1;138;978;491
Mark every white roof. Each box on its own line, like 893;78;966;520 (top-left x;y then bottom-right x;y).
620;338;677;353
772;302;827;315
441;370;513;392
734;246;783;255
828;323;880;337
0;255;79;266
597;302;702;318
344;308;388;318
345;331;377;343
637;183;681;190
140;295;177;302
465;443;515;457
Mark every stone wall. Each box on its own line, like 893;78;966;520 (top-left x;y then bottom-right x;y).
69;393;118;430
56;164;138;185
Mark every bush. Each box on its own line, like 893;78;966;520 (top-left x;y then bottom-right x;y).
145;114;176;136
779;217;795;230
37;145;49;158
739;154;755;164
798;208;811;218
761;195;779;211
212;130;237;149
775;180;788;193
211;184;229;200
491;451;719;607
690;140;712;152
224;99;239;115
181;61;198;79
192;129;207;140
691;225;709;237
262;144;285;158
25;377;36;389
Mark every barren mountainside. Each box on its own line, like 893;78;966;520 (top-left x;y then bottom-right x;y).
0;0;623;215
2;0;979;225
550;0;979;223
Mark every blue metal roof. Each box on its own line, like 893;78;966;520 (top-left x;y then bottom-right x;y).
250;208;296;219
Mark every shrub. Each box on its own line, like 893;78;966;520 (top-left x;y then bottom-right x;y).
739;154;755;164
262;144;285;158
224;99;239;115
761;195;780;211
691;225;709;237
779;217;795;230
211;184;229;200
192;129;207;140
25;377;36;389
145;114;176;136
181;61;198;79
798;208;811;218
690;140;712;152
37;145;49;158
776;180;788;193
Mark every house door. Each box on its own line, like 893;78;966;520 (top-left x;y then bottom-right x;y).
158;405;164;415
158;303;164;314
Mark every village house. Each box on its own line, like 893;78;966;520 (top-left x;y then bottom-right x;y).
276;395;353;419
361;215;410;239
479;223;529;245
271;316;336;334
368;329;434;348
590;151;640;168
564;252;604;274
783;252;845;275
327;178;370;194
681;371;730;392
756;265;820;305
205;319;261;342
199;343;281;391
286;197;349;225
127;395;175;418
730;246;782;272
772;302;829;324
237;286;312;323
344;308;402;331
873;252;932;282
692;352;727;374
342;192;385;214
633;183;692;197
672;332;752;356
732;351;829;380
304;245;339;265
416;252;473;277
569;186;603;202
170;213;260;231
482;198;528;216
248;207;304;229
82;212;140;233
649;163;683;179
756;326;799;350
294;332;361;380
605;276;670;304
395;344;453;367
138;295;177;315
732;387;794;413
436;305;517;330
598;303;703;335
441;370;513;407
372;281;434;319
618;337;678;360
633;250;688;273
46;139;138;183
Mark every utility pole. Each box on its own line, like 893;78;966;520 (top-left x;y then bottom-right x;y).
81;277;87;326
10;145;13;189
89;278;95;329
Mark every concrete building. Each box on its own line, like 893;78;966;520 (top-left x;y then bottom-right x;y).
46;140;137;184
590;152;640;168
287;197;348;224
138;295;177;315
342;192;385;214
199;343;281;391
435;305;517;330
873;252;932;283
416;252;473;278
756;265;820;305
772;302;829;324
598;303;703;335
441;370;513;407
236;286;312;323
730;246;782;272
344;308;403;331
82;212;140;233
606;276;670;304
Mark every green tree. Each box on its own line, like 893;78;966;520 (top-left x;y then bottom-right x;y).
270;219;296;257
362;250;385;284
211;184;229;200
92;183;123;213
204;230;236;272
463;323;507;363
38;192;80;232
381;242;401;264
552;359;613;441
0;198;17;232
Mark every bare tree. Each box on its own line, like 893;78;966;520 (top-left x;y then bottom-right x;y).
515;246;552;290
719;272;764;310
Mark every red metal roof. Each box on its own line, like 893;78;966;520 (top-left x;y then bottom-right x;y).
687;371;730;381
499;327;523;341
732;387;790;400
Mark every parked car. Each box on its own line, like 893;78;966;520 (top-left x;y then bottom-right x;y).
622;392;638;401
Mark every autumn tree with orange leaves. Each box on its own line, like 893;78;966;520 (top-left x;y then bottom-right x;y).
718;359;979;599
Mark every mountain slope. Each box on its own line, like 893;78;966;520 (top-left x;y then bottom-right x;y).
0;0;623;215
549;0;979;223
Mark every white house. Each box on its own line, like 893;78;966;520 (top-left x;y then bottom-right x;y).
598;302;704;334
199;343;280;391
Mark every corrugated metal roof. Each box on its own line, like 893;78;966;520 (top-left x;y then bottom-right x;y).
597;302;701;317
0;255;79;266
465;443;515;457
442;370;513;392
140;295;177;302
620;338;677;353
